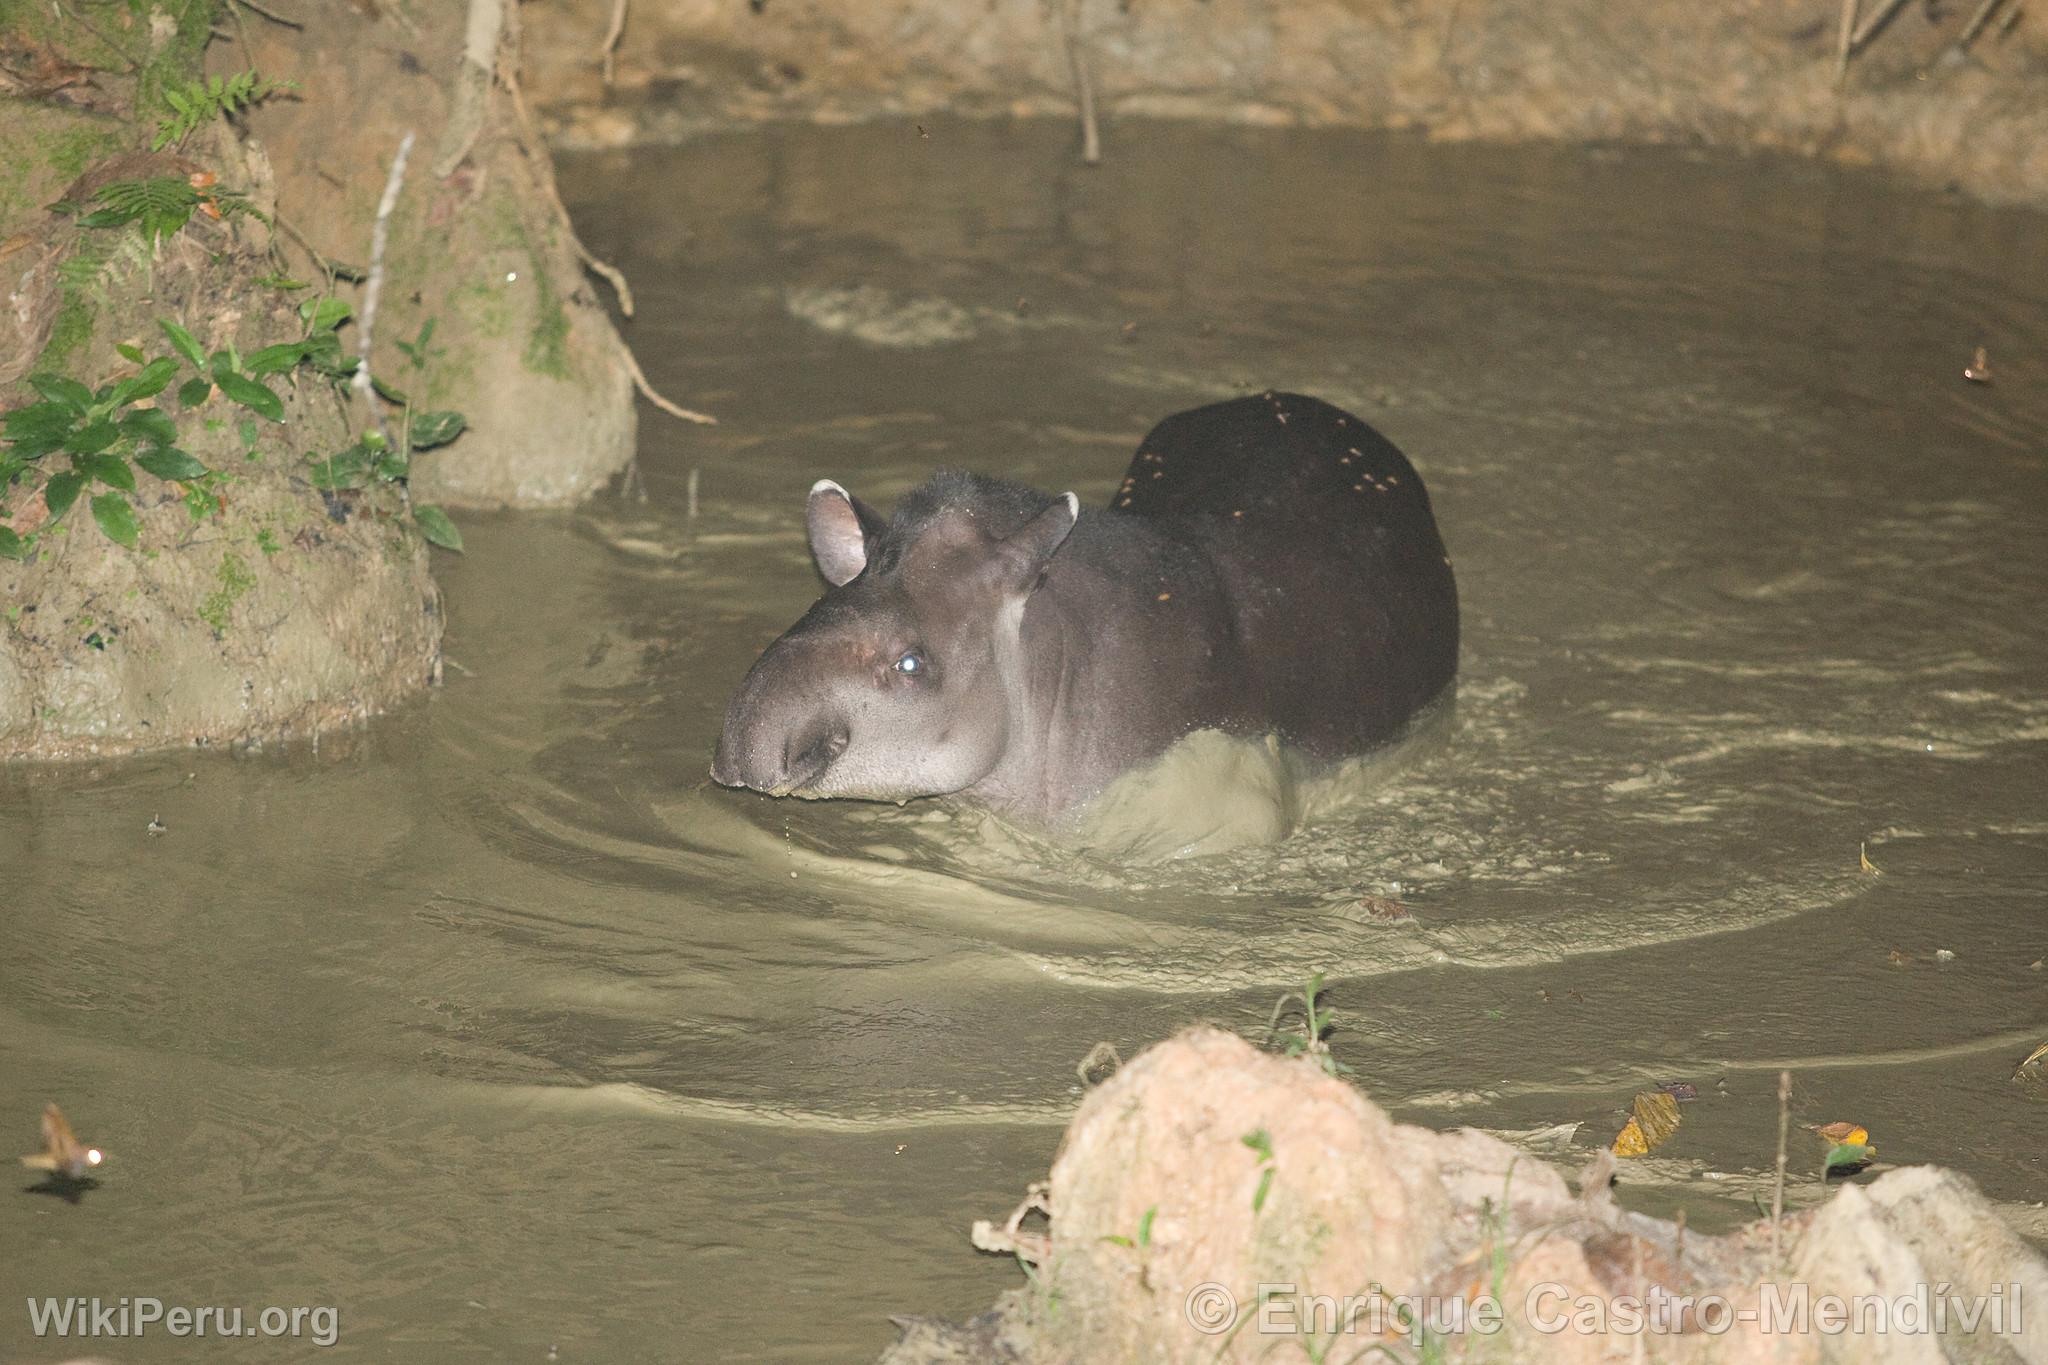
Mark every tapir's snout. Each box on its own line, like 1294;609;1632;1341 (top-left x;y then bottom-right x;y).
710;647;851;796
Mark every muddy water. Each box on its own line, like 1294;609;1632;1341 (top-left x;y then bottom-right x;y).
5;121;2047;1361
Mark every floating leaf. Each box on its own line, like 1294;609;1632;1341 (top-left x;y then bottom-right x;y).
216;372;283;422
1611;1091;1682;1158
90;492;139;547
408;410;466;450
135;448;209;482
115;341;147;364
412;504;462;551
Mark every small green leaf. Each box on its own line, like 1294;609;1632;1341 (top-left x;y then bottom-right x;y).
3;401;79;455
0;527;26;560
253;273;310;291
244;341;310;376
90;492;140;547
81;453;135;492
1098;1234;1133;1248
1253;1166;1275;1214
408;410;466;450
29;374;94;412
308;444;374;491
120;408;179;446
1137;1206;1156;1247
1240;1129;1274;1162
370;374;408;404
108;356;182;406
159;319;207;371
135;448;209;482
412;505;462;551
115;342;147;364
374;450;409;482
216;372;284;422
42;471;85;520
299;297;352;332
178;376;214;408
65;420;121;457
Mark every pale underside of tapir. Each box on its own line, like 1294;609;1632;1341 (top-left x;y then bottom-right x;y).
710;392;1459;826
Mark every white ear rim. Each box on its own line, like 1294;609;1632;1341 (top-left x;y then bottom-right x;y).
1060;491;1079;521
811;478;851;502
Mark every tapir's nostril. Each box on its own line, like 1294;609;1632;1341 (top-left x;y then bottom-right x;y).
780;724;850;792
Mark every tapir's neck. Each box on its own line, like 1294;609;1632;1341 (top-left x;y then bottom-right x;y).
971;585;1068;820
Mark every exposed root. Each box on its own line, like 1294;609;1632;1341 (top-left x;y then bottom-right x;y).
970;1181;1052;1265
598;0;629;85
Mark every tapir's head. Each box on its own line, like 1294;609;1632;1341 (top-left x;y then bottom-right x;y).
711;472;1080;802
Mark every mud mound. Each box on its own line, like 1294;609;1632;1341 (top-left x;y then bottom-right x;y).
886;1028;2046;1363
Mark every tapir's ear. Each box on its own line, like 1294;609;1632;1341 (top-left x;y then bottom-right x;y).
994;492;1080;592
807;480;882;586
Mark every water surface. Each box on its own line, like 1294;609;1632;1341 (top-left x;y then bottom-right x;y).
4;120;2045;1361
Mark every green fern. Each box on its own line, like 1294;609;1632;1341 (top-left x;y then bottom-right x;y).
70;176;255;246
153;70;295;151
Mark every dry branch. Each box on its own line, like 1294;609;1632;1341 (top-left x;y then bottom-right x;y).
355;130;416;443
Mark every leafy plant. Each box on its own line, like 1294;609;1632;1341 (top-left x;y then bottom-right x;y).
308;408;466;551
153;71;295;151
1266;971;1354;1078
1242;1128;1276;1213
62;175;255;247
1;353;211;556
393;317;446;371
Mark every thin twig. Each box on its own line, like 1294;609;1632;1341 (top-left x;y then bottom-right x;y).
222;0;255;64
231;0;304;28
1835;0;1859;85
270;210;341;279
1058;0;1102;165
53;0;142;69
1950;0;2009;56
598;0;628;85
1849;0;1913;53
355;130;417;445
1769;1070;1792;1267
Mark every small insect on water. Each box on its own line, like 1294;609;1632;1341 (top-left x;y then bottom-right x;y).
20;1103;103;1181
1965;346;1993;384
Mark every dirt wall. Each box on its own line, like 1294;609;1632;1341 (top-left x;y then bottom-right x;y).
525;0;2048;211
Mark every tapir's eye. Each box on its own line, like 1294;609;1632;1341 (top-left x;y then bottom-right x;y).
892;652;924;675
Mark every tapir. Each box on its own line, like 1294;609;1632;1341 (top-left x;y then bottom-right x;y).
710;392;1459;824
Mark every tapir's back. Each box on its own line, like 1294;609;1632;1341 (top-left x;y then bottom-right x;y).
1108;392;1458;756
